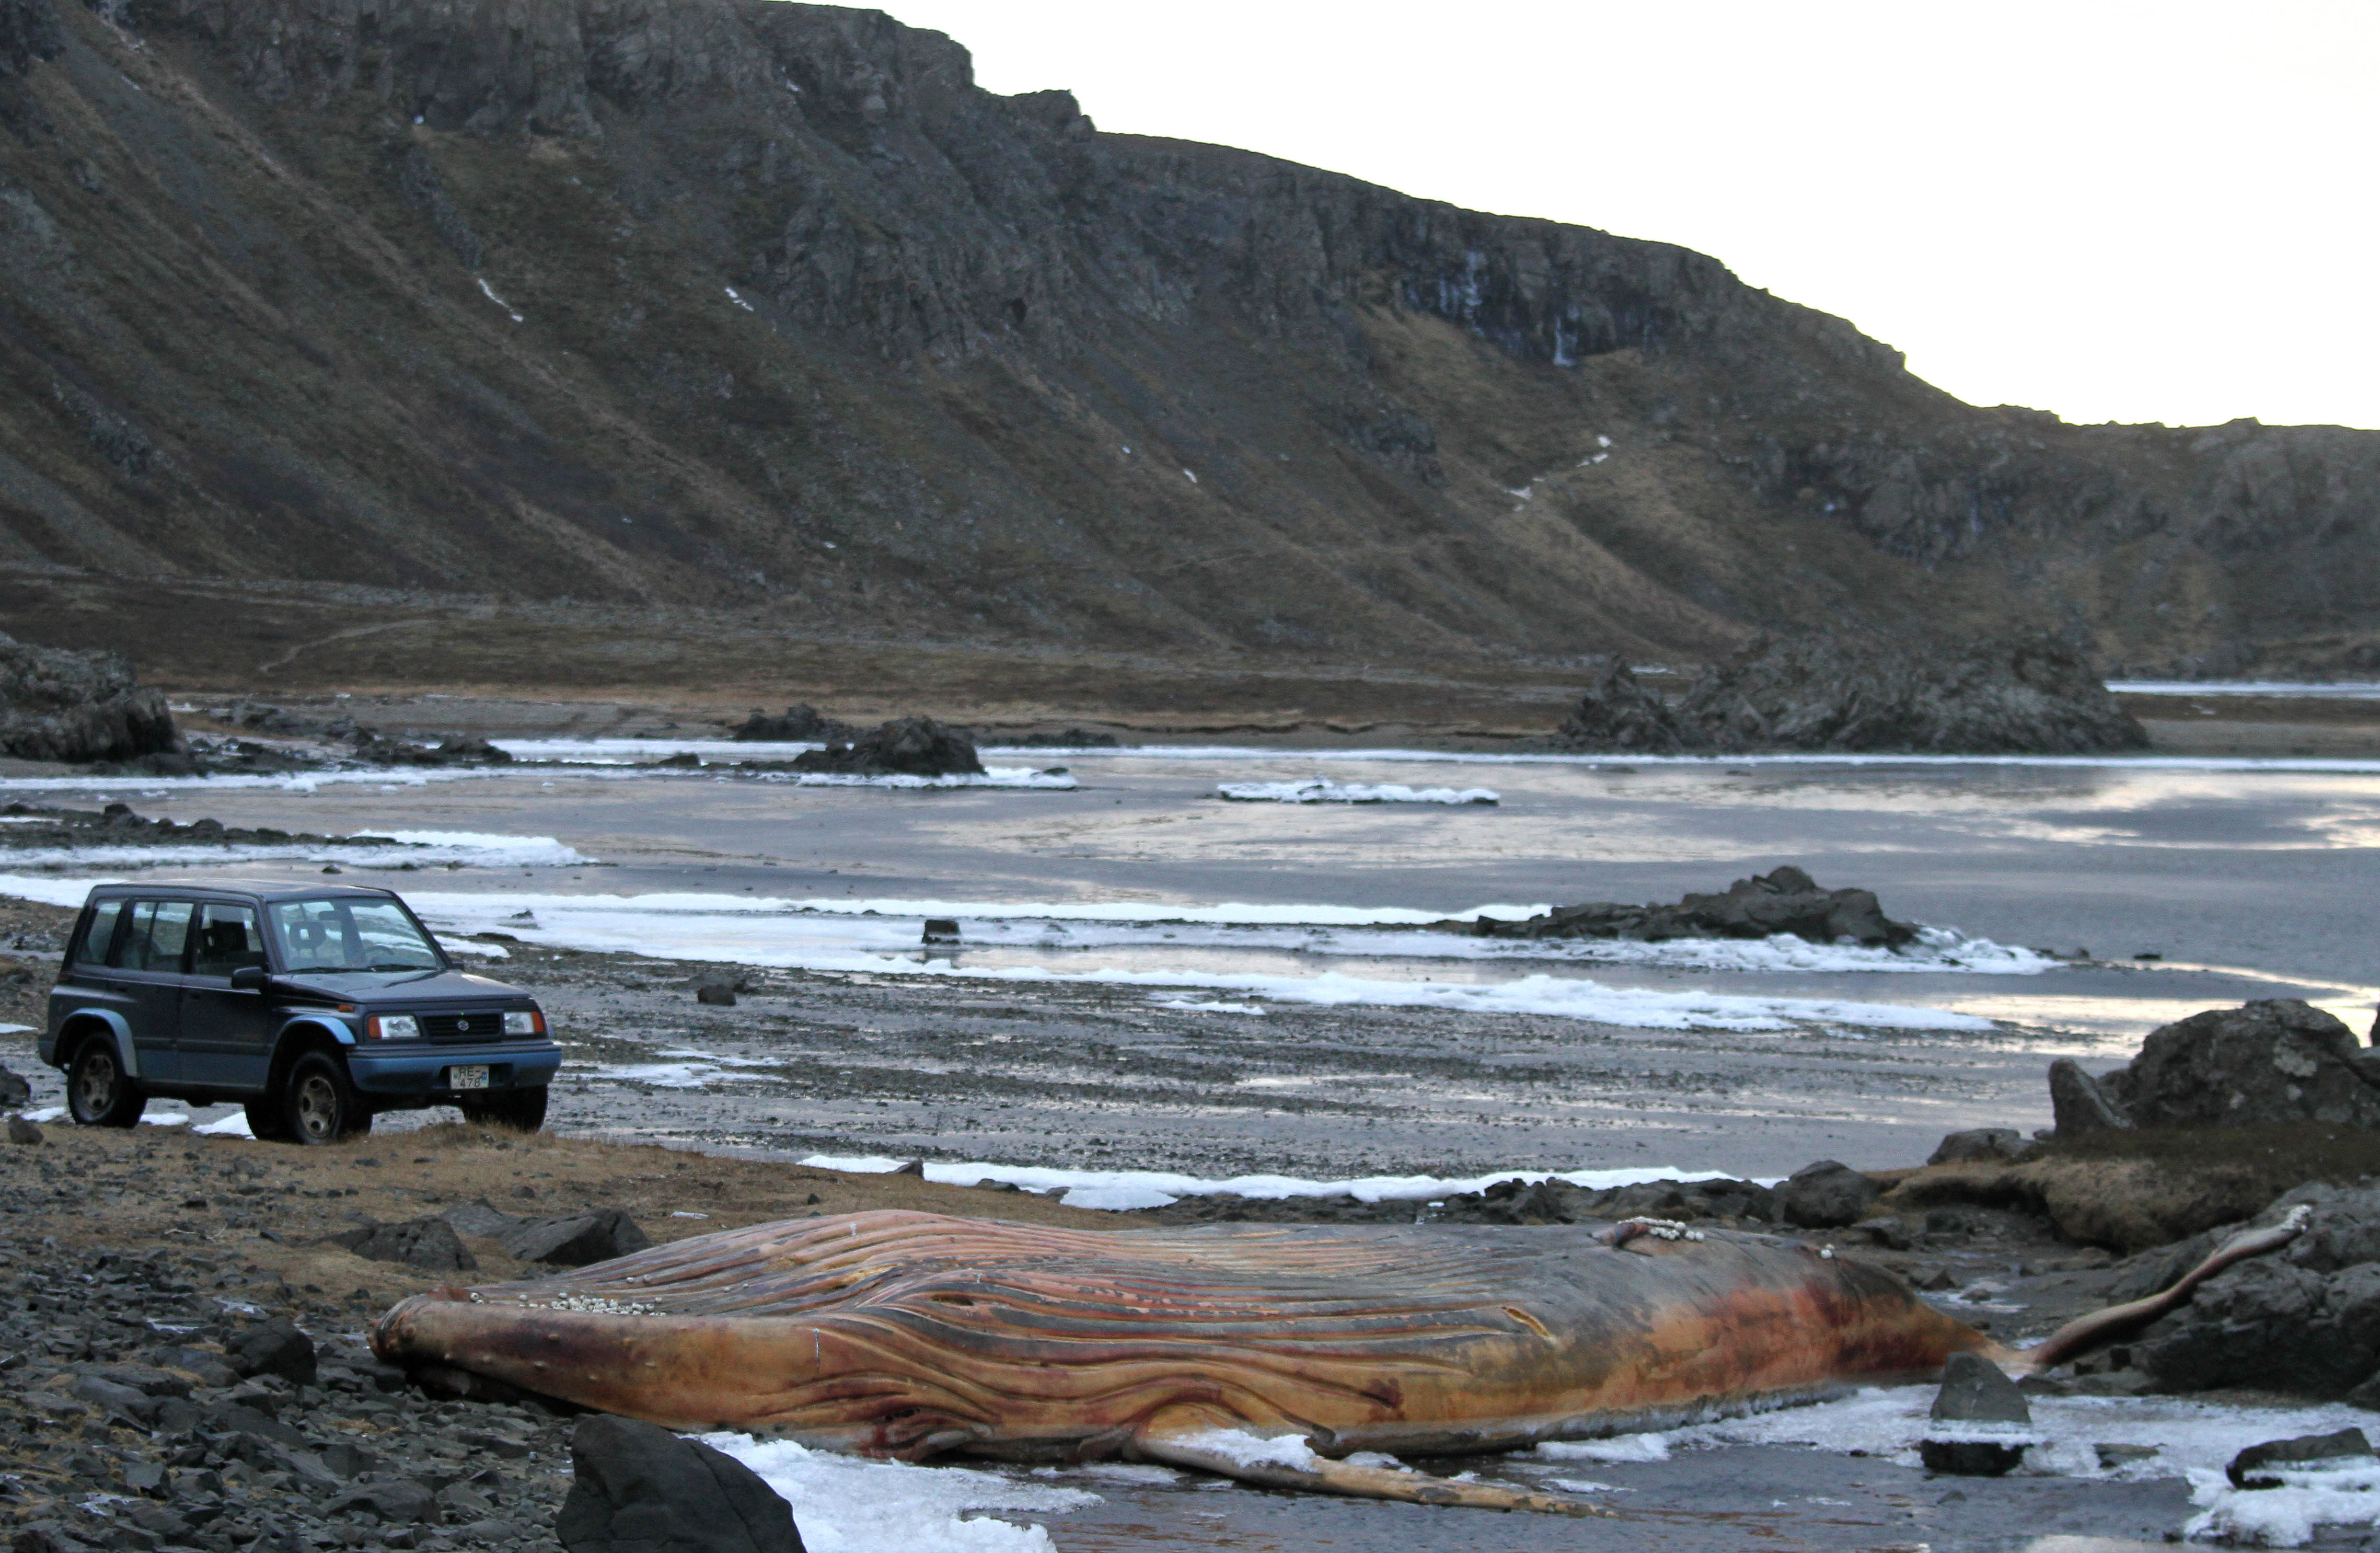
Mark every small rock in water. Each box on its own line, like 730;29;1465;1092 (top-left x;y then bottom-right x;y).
2095;1442;2159;1468
921;917;960;944
1920;1352;2032;1477
2227;1428;2376;1488
558;1414;807;1553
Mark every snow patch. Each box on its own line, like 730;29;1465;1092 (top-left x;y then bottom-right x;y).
702;1433;1095;1552
796;1156;1764;1213
1173;1428;1319;1471
1538;1434;1671;1463
2186;1461;2380;1547
192;1111;255;1138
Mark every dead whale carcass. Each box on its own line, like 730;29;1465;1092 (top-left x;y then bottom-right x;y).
371;1207;2302;1513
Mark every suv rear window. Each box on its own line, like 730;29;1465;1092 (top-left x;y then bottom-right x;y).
71;900;125;967
112;900;194;972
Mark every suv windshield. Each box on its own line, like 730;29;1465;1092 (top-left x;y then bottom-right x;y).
267;898;445;973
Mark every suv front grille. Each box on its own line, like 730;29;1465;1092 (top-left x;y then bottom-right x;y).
419;1013;529;1042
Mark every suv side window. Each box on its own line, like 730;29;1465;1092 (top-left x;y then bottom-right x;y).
191;903;267;976
111;900;194;972
71;900;126;967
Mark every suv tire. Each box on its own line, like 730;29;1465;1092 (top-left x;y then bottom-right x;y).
283;1051;368;1145
66;1035;145;1128
459;1086;548;1132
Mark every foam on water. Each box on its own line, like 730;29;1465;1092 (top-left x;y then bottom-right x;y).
702;1433;1096;1552
1216;778;1499;804
796;1155;1764;1212
0;830;585;870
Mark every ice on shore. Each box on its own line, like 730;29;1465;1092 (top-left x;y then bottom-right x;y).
797;1156;1767;1213
704;1432;1094;1552
0;829;585;871
1216;778;1498;805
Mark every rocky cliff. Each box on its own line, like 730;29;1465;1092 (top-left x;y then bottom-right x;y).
0;0;2371;675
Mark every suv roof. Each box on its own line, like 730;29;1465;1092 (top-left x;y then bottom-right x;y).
79;879;405;904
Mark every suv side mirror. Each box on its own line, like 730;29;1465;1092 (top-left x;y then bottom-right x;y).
228;966;269;992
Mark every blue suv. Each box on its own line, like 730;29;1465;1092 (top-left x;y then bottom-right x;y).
43;881;560;1144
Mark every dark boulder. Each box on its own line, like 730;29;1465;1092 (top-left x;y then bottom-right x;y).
1671;633;2148;755
0;1064;28;1106
226;1319;317;1386
2052;1001;2380;1138
2048;1058;2133;1137
348;729;514;766
791;716;984;777
559;1415;805;1553
1920;1352;2032;1476
438;1199;523;1237
1437;1174;1776;1227
0;634;180;764
2228;1429;2375;1488
1777;1160;1881;1228
1550;656;1690;754
1927;1128;2029;1166
6;1115;38;1146
2132;1189;2380;1397
324;1216;479;1273
1476;867;1917;950
732;704;853;742
501;1209;651;1267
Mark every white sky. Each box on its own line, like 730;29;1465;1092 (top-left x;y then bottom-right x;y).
878;2;2380;431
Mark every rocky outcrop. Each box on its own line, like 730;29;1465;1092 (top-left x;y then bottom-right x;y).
791;716;984;777
1552;636;2147;756
1552;657;1689;753
2131;1184;2380;1398
1776;1160;1883;1228
2053;1002;2380;1137
0;635;178;764
731;705;853;742
0;0;2368;674
1432;1174;1777;1228
1472;866;1916;949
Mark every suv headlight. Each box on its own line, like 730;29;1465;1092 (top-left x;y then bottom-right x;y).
367;1014;420;1040
504;1010;545;1036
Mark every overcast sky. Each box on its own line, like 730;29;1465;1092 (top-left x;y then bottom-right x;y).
878;2;2378;431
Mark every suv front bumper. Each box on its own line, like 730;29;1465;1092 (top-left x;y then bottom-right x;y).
345;1040;561;1100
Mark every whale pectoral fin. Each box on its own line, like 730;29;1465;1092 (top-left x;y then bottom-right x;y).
1132;1413;1614;1517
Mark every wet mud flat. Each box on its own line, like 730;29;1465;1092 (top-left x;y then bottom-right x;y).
444;940;2086;1183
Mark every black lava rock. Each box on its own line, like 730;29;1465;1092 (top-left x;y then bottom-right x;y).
0;1064;28;1107
1919;1353;2032;1476
1927;1128;2028;1166
325;1216;479;1272
1776;1160;1881;1229
732;705;853;742
558;1415;806;1553
502;1209;652;1268
227;1318;318;1386
2066;1000;2380;1135
697;983;738;1006
792;716;985;777
1474;866;1916;949
2228;1428;2376;1488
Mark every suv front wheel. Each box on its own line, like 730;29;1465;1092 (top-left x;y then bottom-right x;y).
67;1035;145;1128
283;1051;371;1145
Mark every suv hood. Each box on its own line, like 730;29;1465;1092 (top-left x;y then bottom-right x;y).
272;968;531;1006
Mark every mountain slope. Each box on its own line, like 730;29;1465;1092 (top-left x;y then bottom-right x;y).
0;0;2372;678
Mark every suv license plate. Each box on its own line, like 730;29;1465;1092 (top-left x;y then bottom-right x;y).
449;1065;490;1090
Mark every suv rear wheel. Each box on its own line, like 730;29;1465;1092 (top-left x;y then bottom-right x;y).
66;1035;145;1128
283;1051;369;1145
459;1086;548;1132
